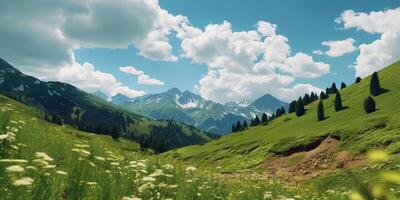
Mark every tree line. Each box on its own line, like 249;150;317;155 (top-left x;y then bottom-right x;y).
232;71;385;133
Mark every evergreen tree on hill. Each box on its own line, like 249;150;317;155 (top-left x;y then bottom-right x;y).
235;121;242;131
334;92;343;112
317;100;325;121
303;94;311;105
370;71;382;96
320;91;328;100
254;115;261;126
242;120;248;129
295;99;305;117
341;82;347;89
288;101;296;113
355;76;362;83
261;113;268;124
331;83;338;94
364;96;376;114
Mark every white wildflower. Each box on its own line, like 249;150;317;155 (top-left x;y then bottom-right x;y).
6;165;25;173
13;177;34;186
56;170;68;175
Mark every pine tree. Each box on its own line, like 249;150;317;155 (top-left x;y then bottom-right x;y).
235;121;242;131
250;118;255;126
303;94;310;105
288;101;296;113
334;92;343;112
326;87;331;95
254;115;261;126
340;82;347;89
310;92;316;102
261;113;268;124
317;100;325;121
331;83;338;94
364;96;376;114
355;76;362;83
231;124;236;133
242;120;248;129
370;71;382;96
295;99;305;117
320;91;328;100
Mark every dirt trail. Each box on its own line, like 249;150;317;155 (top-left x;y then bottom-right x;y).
215;136;368;183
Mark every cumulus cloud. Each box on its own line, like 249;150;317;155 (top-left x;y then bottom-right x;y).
336;7;400;77
0;0;182;97
179;20;327;103
56;62;145;98
285;52;330;78
119;66;164;85
321;38;357;57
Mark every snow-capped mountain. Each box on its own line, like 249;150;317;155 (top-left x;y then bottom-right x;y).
110;88;288;135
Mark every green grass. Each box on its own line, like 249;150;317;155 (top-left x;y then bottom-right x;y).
163;61;400;171
0;93;355;199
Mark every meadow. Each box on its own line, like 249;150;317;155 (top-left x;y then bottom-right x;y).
0;94;354;200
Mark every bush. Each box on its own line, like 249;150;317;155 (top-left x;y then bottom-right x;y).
364;96;376;114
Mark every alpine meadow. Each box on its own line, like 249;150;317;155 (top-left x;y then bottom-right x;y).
1;1;400;200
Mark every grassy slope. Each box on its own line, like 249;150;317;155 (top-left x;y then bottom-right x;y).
0;92;351;200
164;61;400;170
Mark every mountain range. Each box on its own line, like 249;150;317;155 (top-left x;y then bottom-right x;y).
0;58;212;151
99;87;288;135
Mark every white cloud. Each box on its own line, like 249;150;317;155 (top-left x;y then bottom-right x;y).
337;7;400;77
257;21;277;37
56;62;145;98
119;66;164;85
313;50;323;55
179;21;327;103
285;52;330;78
0;0;183;68
321;38;357;57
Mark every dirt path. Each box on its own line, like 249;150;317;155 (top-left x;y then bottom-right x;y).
214;137;368;183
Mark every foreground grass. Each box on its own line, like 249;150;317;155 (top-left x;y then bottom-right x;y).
0;95;355;200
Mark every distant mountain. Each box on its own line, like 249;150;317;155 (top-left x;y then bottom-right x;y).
92;91;108;100
112;88;288;135
0;58;212;151
111;93;133;106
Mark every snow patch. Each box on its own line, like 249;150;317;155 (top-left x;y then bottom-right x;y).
13;84;24;91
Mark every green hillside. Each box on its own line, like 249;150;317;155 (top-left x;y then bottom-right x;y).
164;61;400;170
0;58;212;151
0;91;356;200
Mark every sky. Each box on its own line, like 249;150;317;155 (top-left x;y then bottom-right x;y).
1;0;399;103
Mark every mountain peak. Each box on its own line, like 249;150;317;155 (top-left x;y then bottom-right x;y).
166;87;181;95
92;91;108;100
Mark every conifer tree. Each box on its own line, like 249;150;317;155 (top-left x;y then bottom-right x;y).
355;76;362;83
320;91;328;100
235;121;242;131
331;82;338;94
340;82;347;89
295;99;305;117
303;94;310;105
288;101;296;113
317;100;325;121
364;96;376;114
231;124;236;133
310;92;316;102
334;92;343;112
261;113;268;124
242;120;248;129
254;115;261;126
250;118;255;126
370;72;382;96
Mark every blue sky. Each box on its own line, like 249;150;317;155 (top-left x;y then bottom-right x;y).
2;0;399;103
74;0;397;96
